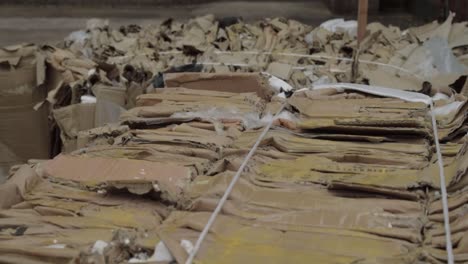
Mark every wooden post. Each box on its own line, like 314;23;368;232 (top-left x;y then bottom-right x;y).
357;0;369;45
352;0;369;82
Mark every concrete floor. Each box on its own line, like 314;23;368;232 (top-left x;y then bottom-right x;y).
0;2;422;47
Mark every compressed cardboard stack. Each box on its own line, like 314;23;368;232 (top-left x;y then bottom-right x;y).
0;13;468;264
0;72;467;263
7;14;456;160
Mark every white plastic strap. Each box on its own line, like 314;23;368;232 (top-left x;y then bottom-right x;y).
429;103;454;264
185;105;285;264
195;61;328;70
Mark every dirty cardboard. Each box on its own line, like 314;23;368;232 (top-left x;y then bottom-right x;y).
53;103;96;153
40;155;192;201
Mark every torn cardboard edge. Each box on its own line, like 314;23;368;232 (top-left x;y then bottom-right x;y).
39;155;193;202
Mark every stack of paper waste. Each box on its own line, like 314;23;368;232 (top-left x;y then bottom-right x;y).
46;14;468;157
0;14;459;161
0;13;468;264
0;72;467;263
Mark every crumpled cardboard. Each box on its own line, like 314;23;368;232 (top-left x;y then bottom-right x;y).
0;44;49;182
425;188;468;263
0;165;39;209
53;103;96;153
76;124;129;149
266;62;293;80
77;144;215;176
34;15;467;162
0;165;164;264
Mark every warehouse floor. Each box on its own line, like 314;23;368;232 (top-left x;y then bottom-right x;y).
0;1;421;47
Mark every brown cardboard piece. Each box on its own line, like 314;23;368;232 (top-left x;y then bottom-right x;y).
163;72;273;100
0;163;165;264
0;165;39;209
76;124;129;150
53;103;96;153
132;88;265;129
78;144;215;175
266;62;293;80
40;155;192;201
160;210;421;264
131;126;233;150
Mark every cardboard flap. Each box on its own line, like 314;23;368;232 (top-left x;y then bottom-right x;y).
164;72;273;100
53;103;96;139
0;165;39;209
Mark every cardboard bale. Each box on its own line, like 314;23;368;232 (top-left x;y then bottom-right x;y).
0;165;165;264
425;189;468;263
0;85;465;264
